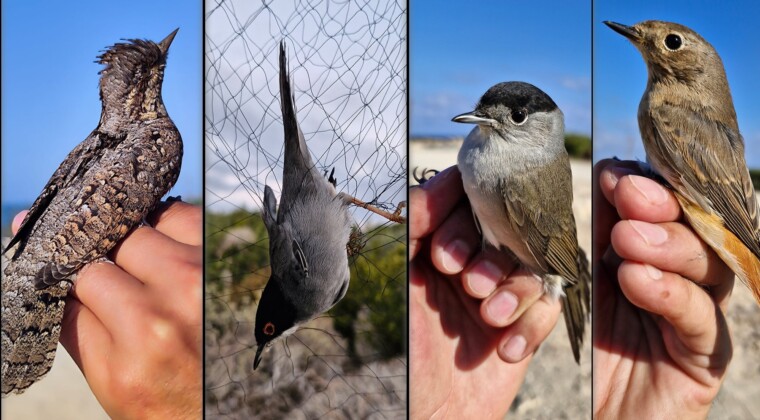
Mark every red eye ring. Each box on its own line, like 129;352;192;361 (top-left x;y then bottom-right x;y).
263;322;275;335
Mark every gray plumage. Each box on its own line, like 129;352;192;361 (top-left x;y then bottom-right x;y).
2;29;183;394
454;81;590;363
253;42;353;370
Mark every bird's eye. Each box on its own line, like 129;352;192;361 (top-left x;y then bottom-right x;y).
664;33;682;51
263;322;276;335
509;109;527;125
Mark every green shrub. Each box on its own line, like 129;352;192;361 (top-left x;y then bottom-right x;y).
564;134;592;159
750;168;760;190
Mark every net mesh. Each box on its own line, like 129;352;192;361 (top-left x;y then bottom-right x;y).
204;0;407;417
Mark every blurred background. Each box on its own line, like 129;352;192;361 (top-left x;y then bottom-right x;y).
1;1;201;418
594;2;760;417
204;0;407;417
410;0;591;418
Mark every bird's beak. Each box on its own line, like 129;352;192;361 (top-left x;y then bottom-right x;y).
452;111;496;127
604;21;640;42
253;344;265;370
158;28;179;54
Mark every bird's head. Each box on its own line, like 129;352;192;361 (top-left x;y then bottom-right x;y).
604;20;723;88
253;274;298;370
96;28;178;121
452;81;564;149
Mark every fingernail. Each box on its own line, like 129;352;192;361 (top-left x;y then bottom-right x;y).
442;239;470;273
486;290;518;323
629;175;668;205
644;264;663;280
503;335;527;361
466;260;502;296
606;166;635;187
628;220;668;246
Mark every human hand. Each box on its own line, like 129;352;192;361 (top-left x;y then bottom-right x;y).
12;201;202;419
593;159;733;419
409;166;562;418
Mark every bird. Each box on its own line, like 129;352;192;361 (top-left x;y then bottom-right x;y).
453;81;591;363
605;20;760;305
1;29;183;395
253;42;353;370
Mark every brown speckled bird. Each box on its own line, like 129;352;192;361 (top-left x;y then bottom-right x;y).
1;29;183;395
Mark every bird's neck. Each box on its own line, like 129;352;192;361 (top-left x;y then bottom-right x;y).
98;83;168;134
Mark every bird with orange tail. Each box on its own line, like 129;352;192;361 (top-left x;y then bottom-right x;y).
605;20;760;304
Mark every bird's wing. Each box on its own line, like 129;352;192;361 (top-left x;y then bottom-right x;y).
649;104;760;258
291;239;309;278
4;131;121;256
262;185;278;231
35;130;168;288
501;155;589;363
501;155;581;282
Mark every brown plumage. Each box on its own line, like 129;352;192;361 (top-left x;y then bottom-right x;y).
606;20;760;304
1;29;183;394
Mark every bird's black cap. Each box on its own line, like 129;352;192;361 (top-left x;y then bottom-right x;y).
253;274;298;370
476;81;558;114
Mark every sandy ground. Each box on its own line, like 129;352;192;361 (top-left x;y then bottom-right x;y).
1;344;107;419
0;238;108;419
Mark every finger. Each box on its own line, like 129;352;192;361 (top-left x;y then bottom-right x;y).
593;159;631;263
409;166;465;242
146;201;202;246
59;296;113;387
70;261;149;333
479;267;544;327
461;249;519;299
596;159;639;207
496;293;562;363
109;225;199;286
430;201;480;275
613;175;683;222
11;210;29;235
617;261;732;374
611;220;733;293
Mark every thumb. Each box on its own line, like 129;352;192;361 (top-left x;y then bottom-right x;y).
11;210;29;235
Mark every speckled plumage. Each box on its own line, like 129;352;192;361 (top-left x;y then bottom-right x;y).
1;29;183;395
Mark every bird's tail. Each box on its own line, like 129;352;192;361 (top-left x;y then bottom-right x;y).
677;196;760;307
279;42;314;184
712;222;760;305
562;247;591;364
737;249;760;305
1;261;70;395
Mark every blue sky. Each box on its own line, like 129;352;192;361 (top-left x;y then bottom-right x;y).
410;0;591;137
595;0;760;169
2;1;202;207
